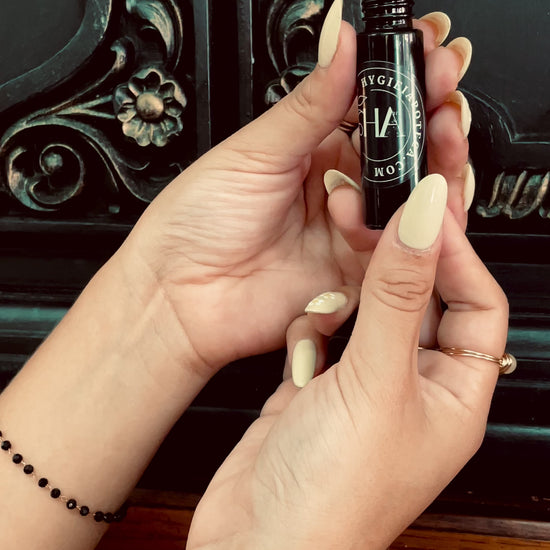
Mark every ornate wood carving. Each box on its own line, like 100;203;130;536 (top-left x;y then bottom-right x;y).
477;171;550;220
465;90;550;223
0;0;193;214
264;0;324;105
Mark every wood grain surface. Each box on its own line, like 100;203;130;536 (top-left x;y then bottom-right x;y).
96;491;550;550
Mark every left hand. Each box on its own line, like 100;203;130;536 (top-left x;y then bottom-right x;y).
115;12;469;375
186;178;509;550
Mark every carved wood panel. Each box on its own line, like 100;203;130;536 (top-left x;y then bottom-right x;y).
0;0;196;217
1;0;549;522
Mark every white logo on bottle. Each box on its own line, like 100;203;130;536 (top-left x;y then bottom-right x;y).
367;107;405;139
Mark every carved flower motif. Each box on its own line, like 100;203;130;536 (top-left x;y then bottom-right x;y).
114;68;187;147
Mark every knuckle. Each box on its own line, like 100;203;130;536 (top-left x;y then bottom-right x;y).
371;267;433;313
283;78;317;124
496;285;510;316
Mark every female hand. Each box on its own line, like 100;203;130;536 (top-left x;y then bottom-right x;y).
186;175;509;549
116;2;471;375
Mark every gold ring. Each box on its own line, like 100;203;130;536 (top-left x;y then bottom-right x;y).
419;347;517;375
337;120;359;136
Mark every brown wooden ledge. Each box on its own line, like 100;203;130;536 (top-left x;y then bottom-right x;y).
96;490;550;550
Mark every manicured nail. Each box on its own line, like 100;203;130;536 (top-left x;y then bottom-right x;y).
398;174;448;250
463;163;476;212
324;169;361;194
447;37;472;81
420;12;451;46
318;0;343;68
305;291;348;314
448;90;472;138
292;340;317;388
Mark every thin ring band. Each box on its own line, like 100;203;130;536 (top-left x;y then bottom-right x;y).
419;347;517;375
337;120;359;136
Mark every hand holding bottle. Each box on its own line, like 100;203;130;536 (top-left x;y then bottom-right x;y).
114;2;471;379
187;176;509;550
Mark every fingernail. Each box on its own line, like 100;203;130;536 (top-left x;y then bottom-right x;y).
305;291;348;314
318;0;343;68
398;174;448;250
292;340;317;388
324;169;361;194
447;37;473;81
463;163;476;212
447;90;472;138
420;12;451;46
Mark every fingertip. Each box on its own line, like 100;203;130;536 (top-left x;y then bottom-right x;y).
397;174;447;252
305;291;349;315
428;101;468;149
415;12;452;52
305;287;361;337
285;315;326;386
327;185;380;252
425;47;463;112
292;339;317;388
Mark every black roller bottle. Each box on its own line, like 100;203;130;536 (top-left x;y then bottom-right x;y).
358;0;428;229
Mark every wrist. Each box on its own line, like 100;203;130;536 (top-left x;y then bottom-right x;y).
98;244;214;392
0;236;212;547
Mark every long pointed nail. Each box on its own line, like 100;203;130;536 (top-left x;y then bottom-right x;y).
447;37;473;81
318;0;343;68
398;174;448;251
306;291;348;314
448;90;472;138
324;169;361;194
292;340;317;388
420;12;451;46
463;163;476;212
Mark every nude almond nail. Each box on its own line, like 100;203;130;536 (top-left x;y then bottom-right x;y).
318;0;343;68
324;169;361;194
447;37;473;81
398;174;448;251
448;90;472;138
463;163;476;212
292;340;317;388
305;291;348;314
420;12;451;46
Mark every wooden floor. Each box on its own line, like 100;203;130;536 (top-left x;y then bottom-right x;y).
96;491;550;550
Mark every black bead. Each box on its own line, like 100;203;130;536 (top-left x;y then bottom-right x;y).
50;488;61;499
0;430;3;437
80;506;90;517
116;504;128;520
113;512;123;522
12;454;22;464
104;513;114;523
67;499;77;510
38;478;48;488
93;511;104;523
1;440;11;451
23;464;34;474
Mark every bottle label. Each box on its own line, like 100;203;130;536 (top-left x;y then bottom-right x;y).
358;61;426;187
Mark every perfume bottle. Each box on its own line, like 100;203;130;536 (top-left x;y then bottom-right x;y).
357;0;428;229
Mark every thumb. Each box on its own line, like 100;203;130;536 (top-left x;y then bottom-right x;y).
343;174;448;385
226;1;356;160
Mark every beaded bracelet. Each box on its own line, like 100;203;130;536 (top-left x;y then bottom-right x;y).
0;429;127;523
